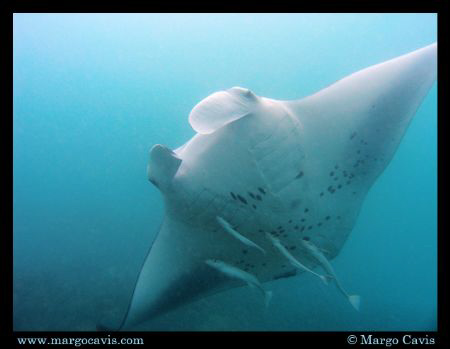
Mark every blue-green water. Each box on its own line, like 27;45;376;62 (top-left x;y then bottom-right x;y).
13;13;437;331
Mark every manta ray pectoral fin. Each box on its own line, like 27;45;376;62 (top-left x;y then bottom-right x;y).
119;219;235;330
284;43;437;182
189;86;258;134
147;144;182;191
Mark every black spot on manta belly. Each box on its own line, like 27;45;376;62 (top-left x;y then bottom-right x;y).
230;192;237;200
295;171;304;179
248;192;255;199
255;194;262;201
290;199;301;209
237;194;248;204
258;187;266;195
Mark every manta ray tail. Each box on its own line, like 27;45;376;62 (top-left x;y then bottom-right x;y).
348;295;361;311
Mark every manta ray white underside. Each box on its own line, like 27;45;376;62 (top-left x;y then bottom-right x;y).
99;43;437;330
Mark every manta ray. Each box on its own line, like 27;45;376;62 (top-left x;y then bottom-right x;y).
99;43;437;331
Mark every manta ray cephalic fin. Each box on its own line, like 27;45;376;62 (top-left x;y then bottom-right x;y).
189;86;259;134
147;144;182;191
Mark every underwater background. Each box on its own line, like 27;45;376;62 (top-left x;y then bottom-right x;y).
13;13;437;331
